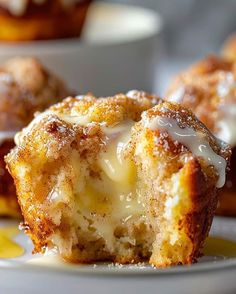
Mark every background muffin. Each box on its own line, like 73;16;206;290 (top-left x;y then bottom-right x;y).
0;0;92;41
222;34;236;62
0;57;70;217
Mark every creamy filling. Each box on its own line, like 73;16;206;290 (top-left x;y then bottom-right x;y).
45;112;146;251
73;121;145;250
99;121;135;183
143;116;226;188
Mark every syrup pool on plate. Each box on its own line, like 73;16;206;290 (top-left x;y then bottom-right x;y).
0;226;24;258
204;236;236;258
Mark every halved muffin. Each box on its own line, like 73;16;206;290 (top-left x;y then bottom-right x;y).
0;0;92;41
6;91;230;266
0;57;70;217
166;55;236;216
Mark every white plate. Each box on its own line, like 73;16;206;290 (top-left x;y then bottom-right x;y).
0;216;236;294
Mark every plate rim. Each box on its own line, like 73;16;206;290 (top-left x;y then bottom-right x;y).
0;256;236;278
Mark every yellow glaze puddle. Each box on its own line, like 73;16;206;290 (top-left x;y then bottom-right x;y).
204;236;236;257
0;226;24;258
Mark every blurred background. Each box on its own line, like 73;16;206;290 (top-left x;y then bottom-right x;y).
1;0;235;95
102;0;236;57
99;0;236;93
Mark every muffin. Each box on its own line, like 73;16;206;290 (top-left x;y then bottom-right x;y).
0;56;70;217
222;34;236;61
166;55;236;216
6;91;230;267
0;0;92;41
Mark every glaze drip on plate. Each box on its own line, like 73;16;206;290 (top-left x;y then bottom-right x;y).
0;226;24;258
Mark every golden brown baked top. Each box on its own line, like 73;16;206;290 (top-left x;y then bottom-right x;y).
13;92;230;186
13;91;162;164
166;55;236;145
0;57;69;131
49;90;162;125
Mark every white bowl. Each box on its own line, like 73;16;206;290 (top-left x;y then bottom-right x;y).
0;2;162;96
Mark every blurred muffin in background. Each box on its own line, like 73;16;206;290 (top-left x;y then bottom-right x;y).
0;57;70;217
0;0;92;41
222;34;236;61
166;55;236;216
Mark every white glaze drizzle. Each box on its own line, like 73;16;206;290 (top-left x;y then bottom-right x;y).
144;116;226;188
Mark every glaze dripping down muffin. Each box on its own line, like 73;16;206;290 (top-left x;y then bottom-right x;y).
166;55;236;216
6;91;230;266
